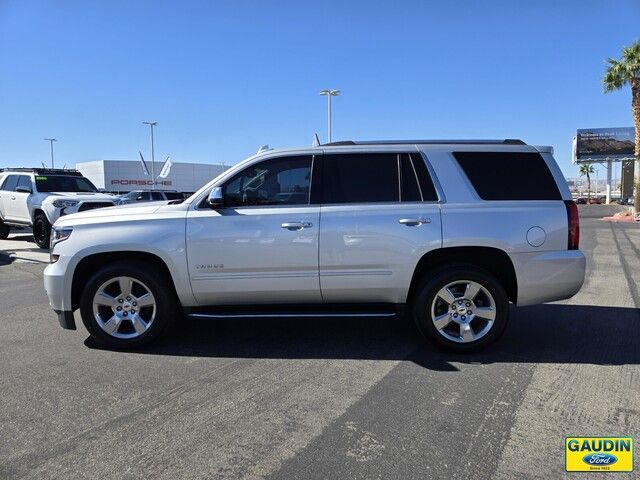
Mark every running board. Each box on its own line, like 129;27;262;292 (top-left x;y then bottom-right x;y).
185;303;404;320
188;312;398;320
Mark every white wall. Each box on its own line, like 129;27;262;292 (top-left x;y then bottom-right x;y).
77;160;227;193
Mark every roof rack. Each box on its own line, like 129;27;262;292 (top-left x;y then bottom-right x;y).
0;168;82;176
323;139;526;146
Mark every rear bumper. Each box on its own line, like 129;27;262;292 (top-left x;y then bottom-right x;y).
511;249;586;306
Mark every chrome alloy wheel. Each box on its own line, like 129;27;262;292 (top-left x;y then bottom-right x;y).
430;280;497;344
92;276;156;339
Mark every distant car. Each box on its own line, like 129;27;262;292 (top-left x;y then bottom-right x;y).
627;196;636;206
575;197;587;205
0;168;115;248
115;190;184;205
587;197;601;205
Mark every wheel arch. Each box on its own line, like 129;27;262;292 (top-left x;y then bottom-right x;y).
407;246;518;304
71;251;181;311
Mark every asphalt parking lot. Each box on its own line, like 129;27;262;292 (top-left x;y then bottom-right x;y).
0;206;639;479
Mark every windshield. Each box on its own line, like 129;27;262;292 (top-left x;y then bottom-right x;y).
35;175;98;193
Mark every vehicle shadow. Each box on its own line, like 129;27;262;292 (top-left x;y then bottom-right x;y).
85;303;640;370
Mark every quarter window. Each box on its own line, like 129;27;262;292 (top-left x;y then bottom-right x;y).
223;155;312;207
453;152;561;201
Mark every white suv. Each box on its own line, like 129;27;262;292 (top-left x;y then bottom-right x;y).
0;169;116;248
43;140;586;352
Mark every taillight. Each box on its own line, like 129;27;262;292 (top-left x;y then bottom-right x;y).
564;200;580;250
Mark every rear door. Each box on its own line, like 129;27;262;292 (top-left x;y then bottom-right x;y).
318;151;442;304
0;175;19;221
12;175;33;222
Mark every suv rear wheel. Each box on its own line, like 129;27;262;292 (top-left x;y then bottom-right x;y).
80;261;177;348
33;213;51;248
0;220;9;240
412;266;509;353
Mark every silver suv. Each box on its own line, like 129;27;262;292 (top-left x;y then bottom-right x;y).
43;140;585;352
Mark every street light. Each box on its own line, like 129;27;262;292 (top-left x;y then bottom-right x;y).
44;138;57;168
319;89;340;143
142;121;158;190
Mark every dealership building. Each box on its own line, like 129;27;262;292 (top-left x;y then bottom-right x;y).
76;160;228;194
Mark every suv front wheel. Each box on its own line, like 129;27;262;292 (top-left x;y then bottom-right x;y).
80;261;177;348
33;213;51;248
412;266;509;353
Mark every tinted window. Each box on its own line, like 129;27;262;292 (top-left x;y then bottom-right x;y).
322;153;399;204
400;154;422;202
223;155;312;207
453;152;561;201
16;175;32;192
151;192;164;201
35;175;97;193
410;153;439;201
1;175;18;191
138;192;151;201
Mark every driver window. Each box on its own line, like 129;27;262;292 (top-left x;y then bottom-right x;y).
223;155;312;207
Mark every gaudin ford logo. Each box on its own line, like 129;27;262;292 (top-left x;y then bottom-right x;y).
583;453;617;466
566;437;633;472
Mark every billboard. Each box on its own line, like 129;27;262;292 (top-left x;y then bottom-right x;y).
573;127;635;163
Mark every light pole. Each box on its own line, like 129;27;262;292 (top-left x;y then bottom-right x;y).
319;89;340;143
44;138;56;168
142;121;157;190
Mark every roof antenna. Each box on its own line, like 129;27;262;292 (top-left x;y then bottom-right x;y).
257;144;272;154
312;133;321;147
41;161;47;169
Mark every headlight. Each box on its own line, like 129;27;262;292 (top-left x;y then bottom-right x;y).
50;226;73;247
52;199;79;208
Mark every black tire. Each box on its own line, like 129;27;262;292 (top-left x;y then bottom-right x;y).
0;220;9;240
33;213;51;249
412;265;509;353
80;261;178;349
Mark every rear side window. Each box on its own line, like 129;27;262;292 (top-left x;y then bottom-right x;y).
151;192;164;201
453;152;561;200
322;153;399;204
1;175;18;191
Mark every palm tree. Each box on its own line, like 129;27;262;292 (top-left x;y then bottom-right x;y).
579;164;595;199
603;41;640;213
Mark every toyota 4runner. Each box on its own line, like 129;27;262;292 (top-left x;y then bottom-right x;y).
0;168;116;248
43;140;586;352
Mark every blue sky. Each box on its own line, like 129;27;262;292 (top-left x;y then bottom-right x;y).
0;0;638;177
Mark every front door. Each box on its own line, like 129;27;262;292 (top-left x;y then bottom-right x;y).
186;154;321;305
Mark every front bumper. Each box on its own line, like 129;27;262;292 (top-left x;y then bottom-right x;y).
511;249;586;306
44;255;76;329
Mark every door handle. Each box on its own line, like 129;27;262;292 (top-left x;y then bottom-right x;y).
399;218;431;226
11;196;16;200
281;221;313;231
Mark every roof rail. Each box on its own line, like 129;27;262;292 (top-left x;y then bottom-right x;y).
323;139;526;146
0;167;82;176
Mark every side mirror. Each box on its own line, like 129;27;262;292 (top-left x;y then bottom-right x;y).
16;186;32;194
207;187;224;208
